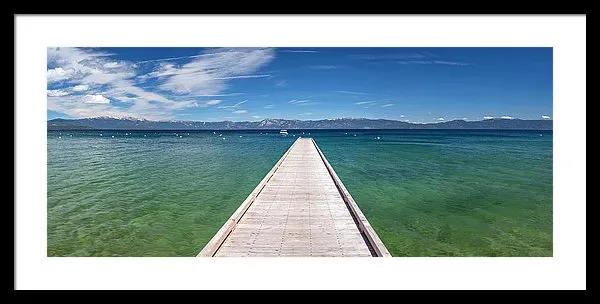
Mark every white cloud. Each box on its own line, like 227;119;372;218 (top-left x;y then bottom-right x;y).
154;48;275;95
484;116;494;119
47;89;69;97
281;50;317;53
309;65;340;70
264;104;274;109
47;67;75;82
437;117;445;121
186;93;244;97
47;47;175;119
136;54;206;64
71;84;89;92
432;60;469;66
351;53;426;60
103;62;123;69
47;48;275;120
233;110;247;114
355;101;376;105
48;48;134;86
275;80;287;87
252;115;262;119
542;115;551;119
397;60;432;65
219;100;247;109
335;90;369;95
213;74;271;80
289;99;311;104
381;103;394;107
206;100;222;105
83;94;110;104
397;60;469;66
400;115;405;118
501;116;513;119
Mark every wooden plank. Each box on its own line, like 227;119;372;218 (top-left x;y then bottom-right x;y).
310;138;392;257
196;138;301;257
198;137;389;257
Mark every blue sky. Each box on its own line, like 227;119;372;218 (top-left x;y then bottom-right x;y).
47;47;552;122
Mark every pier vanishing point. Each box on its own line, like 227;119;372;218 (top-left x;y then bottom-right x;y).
198;137;391;257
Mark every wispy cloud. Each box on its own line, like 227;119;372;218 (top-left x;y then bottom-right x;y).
47;89;69;97
355;101;377;105
275;80;287;87
350;51;469;66
350;53;426;60
335;90;369;95
501;116;513;119
309;65;341;70
233;110;247;114
542;115;551;119
397;60;469;66
289;99;312;105
136;54;206;64
46;48;268;120
281;50;318;53
264;104;274;109
83;94;110;104
484;116;494;119
219;100;248;109
185;93;244;97
381;103;394;107
252;115;262;119
213;74;271;80
71;84;89;92
152;48;275;95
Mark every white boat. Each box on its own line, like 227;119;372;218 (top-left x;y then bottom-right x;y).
279;129;289;135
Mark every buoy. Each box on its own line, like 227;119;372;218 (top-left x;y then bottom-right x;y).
239;135;242;138
354;134;356;137
112;135;115;138
58;136;61;139
180;136;182;138
376;136;380;140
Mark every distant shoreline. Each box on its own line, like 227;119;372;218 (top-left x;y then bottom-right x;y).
48;128;553;132
48;117;553;131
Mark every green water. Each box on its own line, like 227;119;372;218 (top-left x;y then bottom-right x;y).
47;129;552;257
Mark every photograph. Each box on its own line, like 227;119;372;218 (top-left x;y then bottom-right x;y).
47;47;553;258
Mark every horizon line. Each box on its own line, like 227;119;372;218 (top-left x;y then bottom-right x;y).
47;116;553;123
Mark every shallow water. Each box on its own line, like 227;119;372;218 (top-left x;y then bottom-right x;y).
47;129;552;256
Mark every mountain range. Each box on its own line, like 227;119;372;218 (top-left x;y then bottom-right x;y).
47;117;553;130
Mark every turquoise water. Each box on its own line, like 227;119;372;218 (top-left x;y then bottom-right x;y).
47;130;552;257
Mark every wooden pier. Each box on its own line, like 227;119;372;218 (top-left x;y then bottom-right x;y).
198;137;391;257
